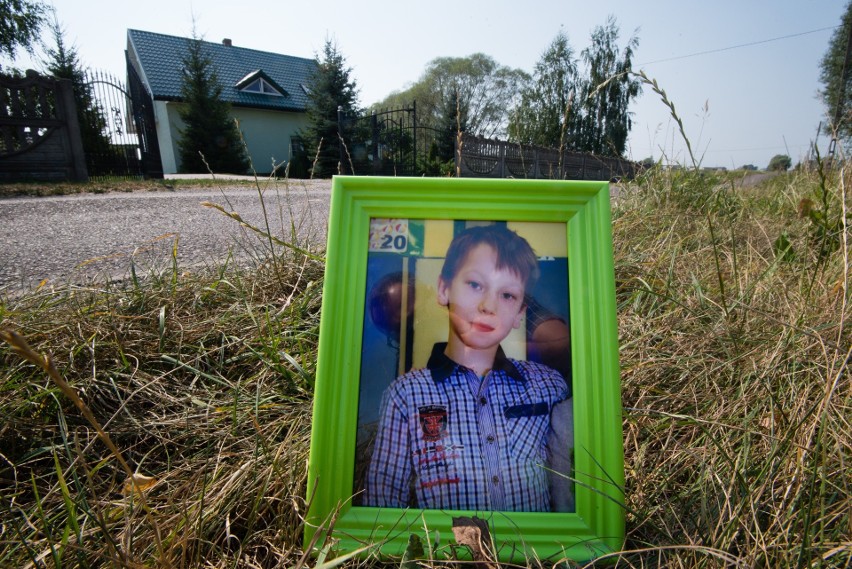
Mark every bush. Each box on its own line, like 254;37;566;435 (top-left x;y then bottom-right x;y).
768;153;792;171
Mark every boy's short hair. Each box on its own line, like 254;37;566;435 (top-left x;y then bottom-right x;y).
440;225;540;293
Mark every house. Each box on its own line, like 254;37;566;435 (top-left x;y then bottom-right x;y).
126;29;316;175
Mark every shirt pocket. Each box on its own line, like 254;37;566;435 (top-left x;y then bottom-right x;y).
503;402;551;462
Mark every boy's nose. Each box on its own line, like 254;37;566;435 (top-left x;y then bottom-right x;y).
478;293;496;314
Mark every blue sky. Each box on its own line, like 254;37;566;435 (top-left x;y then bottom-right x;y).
7;0;847;169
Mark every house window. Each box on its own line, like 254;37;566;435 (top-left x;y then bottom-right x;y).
241;77;283;96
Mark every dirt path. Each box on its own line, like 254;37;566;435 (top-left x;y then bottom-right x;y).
735;171;780;187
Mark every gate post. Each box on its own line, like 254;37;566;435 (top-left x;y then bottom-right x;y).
337;105;347;174
412;101;417;176
371;110;379;175
56;78;88;182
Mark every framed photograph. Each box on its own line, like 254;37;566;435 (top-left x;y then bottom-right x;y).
306;176;623;564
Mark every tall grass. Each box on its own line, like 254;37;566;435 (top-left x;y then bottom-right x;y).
0;176;325;567
1;134;850;567
614;160;850;567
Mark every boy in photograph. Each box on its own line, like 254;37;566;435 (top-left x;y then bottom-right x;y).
364;224;571;512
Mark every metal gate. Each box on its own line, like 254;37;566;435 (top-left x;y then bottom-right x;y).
83;66;162;179
337;103;443;177
125;56;162;179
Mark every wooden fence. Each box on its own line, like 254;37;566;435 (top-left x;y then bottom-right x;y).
457;133;639;181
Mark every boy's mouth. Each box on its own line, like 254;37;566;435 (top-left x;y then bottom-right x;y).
471;322;495;333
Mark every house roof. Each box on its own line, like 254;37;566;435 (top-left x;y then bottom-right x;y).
126;29;316;112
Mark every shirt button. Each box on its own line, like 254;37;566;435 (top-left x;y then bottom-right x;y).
486;435;495;443
492;475;499;485
479;397;487;405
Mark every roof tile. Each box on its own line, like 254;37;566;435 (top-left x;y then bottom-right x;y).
127;29;316;112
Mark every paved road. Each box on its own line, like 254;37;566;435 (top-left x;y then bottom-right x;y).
0;180;332;293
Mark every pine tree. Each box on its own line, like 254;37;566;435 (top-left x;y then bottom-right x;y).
819;1;852;144
43;13;112;172
300;38;359;178
177;36;249;174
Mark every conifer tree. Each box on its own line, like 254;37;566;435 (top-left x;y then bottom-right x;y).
43;13;112;172
300;38;359;177
177;35;249;174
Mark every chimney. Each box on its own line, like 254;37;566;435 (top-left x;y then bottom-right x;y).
222;38;232;47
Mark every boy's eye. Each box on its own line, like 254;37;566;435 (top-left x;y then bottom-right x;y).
467;280;482;290
501;292;518;301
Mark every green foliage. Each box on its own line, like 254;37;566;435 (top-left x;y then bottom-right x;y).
42;13;112;170
575;16;641;156
508;31;577;148
819;1;852;143
639;156;657;169
0;0;46;63
375;53;528;140
772;231;795;262
418;142;455;177
432;87;468;163
797;152;850;263
299;38;360;178
177;35;249;174
508;17;641;157
767;154;792;171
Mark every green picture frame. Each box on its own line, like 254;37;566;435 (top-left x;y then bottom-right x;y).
306;176;623;564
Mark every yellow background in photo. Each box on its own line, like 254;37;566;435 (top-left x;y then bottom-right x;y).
507;221;568;257
422;219;455;258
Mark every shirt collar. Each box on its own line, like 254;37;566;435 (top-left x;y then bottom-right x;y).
426;342;525;383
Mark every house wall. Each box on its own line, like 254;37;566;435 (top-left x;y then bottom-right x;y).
155;101;181;174
153;102;308;175
232;107;309;175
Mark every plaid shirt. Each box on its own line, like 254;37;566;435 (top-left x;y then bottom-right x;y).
364;343;568;512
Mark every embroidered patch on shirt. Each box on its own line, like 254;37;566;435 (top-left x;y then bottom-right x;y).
418;405;448;441
503;401;549;419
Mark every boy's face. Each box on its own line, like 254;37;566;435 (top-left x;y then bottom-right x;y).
437;243;526;352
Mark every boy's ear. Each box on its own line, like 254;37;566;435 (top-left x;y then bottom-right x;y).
437;277;449;306
512;305;524;329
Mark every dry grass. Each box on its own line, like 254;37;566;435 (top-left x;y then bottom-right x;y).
0;162;850;568
1;242;324;567
614;164;850;567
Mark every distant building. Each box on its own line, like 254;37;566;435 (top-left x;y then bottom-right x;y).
126;29;316;175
